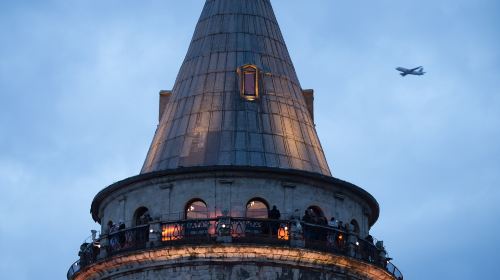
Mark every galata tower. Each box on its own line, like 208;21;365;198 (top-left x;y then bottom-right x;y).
68;1;403;279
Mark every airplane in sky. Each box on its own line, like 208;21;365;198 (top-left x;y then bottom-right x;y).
396;66;426;77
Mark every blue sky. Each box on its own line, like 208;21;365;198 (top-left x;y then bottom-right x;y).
1;0;499;279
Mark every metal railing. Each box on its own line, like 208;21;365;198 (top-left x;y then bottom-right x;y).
66;260;80;280
387;262;404;280
68;218;403;280
107;225;150;256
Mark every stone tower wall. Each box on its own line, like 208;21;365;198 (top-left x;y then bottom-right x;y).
96;169;375;237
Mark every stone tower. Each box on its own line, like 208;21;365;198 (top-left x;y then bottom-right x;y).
68;0;403;279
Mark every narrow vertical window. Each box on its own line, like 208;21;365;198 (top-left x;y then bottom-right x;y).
238;64;259;100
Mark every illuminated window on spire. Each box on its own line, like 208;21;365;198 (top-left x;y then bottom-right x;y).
238;64;259;100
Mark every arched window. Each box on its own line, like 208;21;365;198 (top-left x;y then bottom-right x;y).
307;206;325;218
350;219;360;234
238;64;259;101
246;198;269;219
185;199;208;219
133;207;150;226
305;206;327;225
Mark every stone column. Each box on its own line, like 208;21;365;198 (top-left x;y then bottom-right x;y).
216;215;232;243
159;183;173;220
118;196;127;225
216;179;233;217
282;182;296;218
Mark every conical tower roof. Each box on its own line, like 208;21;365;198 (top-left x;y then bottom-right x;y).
141;0;331;176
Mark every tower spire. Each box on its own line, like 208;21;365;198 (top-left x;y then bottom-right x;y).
141;0;331;176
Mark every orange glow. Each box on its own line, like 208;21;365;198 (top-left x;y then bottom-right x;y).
278;226;289;240
162;225;183;241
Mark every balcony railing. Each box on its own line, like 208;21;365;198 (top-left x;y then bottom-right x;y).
108;225;149;256
68;218;403;280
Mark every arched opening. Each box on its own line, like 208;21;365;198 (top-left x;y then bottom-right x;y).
350;219;360;234
305;206;327;225
246;198;269;219
133;207;150;226
185;199;208;220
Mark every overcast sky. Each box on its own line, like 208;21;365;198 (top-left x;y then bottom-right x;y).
1;0;499;279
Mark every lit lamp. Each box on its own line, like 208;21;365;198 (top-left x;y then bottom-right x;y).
219;223;231;236
278;225;289;240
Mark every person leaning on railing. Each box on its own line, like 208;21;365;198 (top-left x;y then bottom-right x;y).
107;220;118;234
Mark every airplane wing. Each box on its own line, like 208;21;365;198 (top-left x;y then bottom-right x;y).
410;66;423;71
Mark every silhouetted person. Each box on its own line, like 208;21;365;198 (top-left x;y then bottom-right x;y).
268;205;281;235
302;209;313;223
139;211;152;225
338;221;344;230
118;221;126;247
328;217;339;228
366;235;374;245
78;243;90;267
269;205;281;220
107;220;117;234
302;210;313;240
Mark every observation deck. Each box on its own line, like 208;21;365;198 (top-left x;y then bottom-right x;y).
68;217;403;280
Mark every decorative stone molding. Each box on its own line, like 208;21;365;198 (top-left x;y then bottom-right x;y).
74;245;396;280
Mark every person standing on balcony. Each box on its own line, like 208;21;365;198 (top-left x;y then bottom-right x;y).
269;205;281;220
139;211;152;225
107;220;119;234
366;234;374;245
268;205;281;235
118;221;126;247
302;209;313;223
328;217;339;228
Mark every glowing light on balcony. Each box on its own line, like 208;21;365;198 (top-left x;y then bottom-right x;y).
278;225;289;240
162;224;183;241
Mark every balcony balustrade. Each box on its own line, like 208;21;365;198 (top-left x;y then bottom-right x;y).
68;217;403;280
